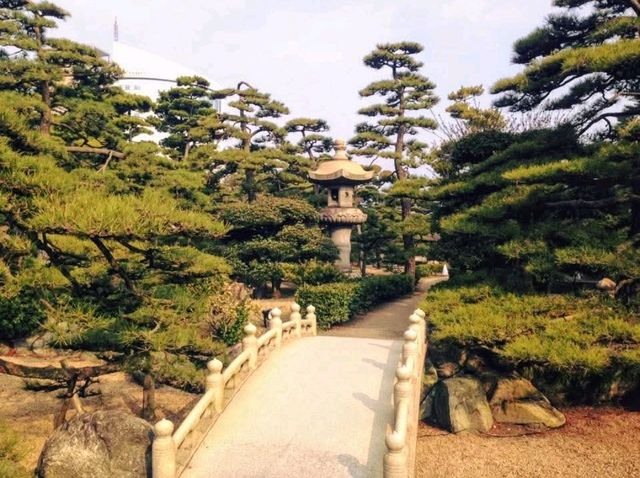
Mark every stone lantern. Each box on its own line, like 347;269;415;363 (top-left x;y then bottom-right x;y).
309;139;374;272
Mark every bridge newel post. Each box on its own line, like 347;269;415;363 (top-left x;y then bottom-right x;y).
152;418;176;478
402;329;418;374
206;359;224;413
243;323;258;368
269;307;283;347
306;305;317;336
384;431;408;478
291;302;302;338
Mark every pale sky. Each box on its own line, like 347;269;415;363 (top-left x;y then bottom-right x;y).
54;0;556;147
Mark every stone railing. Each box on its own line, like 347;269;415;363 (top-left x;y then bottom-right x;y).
152;303;317;478
383;308;427;478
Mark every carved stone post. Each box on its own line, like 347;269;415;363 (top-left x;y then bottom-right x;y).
291;302;302;338
205;359;224;413
394;365;412;408
243;323;258;368
152;419;176;478
305;305;317;336
383;431;408;478
408;314;422;348
269;307;283;347
402;329;418;371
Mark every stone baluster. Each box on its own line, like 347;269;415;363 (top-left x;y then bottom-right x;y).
393;364;412;408
408;314;422;348
383;431;408;478
305;305;317;336
242;323;258;368
269;307;283;347
205;359;224;413
152;419;176;478
291;302;302;338
402;329;418;372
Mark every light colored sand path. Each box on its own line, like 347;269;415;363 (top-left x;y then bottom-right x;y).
184;336;402;478
323;277;445;339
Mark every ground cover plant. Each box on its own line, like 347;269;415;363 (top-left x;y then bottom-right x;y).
423;275;640;404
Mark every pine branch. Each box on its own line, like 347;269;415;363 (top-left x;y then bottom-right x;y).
90;237;137;293
545;196;627;209
66;146;125;158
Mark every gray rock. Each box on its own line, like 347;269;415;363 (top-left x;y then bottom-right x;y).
430;342;467;379
421;360;438;400
433;376;493;433
489;377;565;428
419;387;436;421
37;410;153;478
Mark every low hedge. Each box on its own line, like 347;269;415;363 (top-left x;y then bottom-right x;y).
296;274;414;329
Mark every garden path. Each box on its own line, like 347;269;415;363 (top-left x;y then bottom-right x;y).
182;277;440;477
322;276;445;340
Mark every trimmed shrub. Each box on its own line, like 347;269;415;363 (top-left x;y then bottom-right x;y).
354;274;414;311
296;282;360;329
296;274;414;329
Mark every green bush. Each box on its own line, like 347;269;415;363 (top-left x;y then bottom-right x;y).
354;274;414;312
282;260;345;286
296;274;414;329
416;263;445;280
0;290;46;341
295;282;359;329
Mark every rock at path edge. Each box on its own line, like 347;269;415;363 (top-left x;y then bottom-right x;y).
433;376;493;433
37;410;153;478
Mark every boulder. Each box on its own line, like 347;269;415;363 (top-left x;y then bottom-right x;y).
597;278;616;291
433;376;493;433
421;360;438;399
37;410;153;478
489;377;565;428
430;342;467;379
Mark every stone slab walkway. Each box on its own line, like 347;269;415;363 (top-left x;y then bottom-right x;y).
184;336;402;478
183;277;443;477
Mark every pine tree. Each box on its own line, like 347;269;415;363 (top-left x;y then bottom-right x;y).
446;85;506;133
155;75;217;161
0;2;250;394
350;42;439;278
0;0;147;162
285;117;332;163
492;0;640;136
492;0;640;238
209;82;290;202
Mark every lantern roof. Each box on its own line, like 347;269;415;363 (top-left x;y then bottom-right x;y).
309;139;374;184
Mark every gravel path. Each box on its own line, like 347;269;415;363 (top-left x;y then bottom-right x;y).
416;406;640;477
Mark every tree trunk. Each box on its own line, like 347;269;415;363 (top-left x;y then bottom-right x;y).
183;141;192;162
142;374;156;421
631;173;640;238
245;169;256;203
395;121;415;280
40;80;52;135
402;198;416;278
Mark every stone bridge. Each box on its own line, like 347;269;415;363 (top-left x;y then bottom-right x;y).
151;295;428;478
